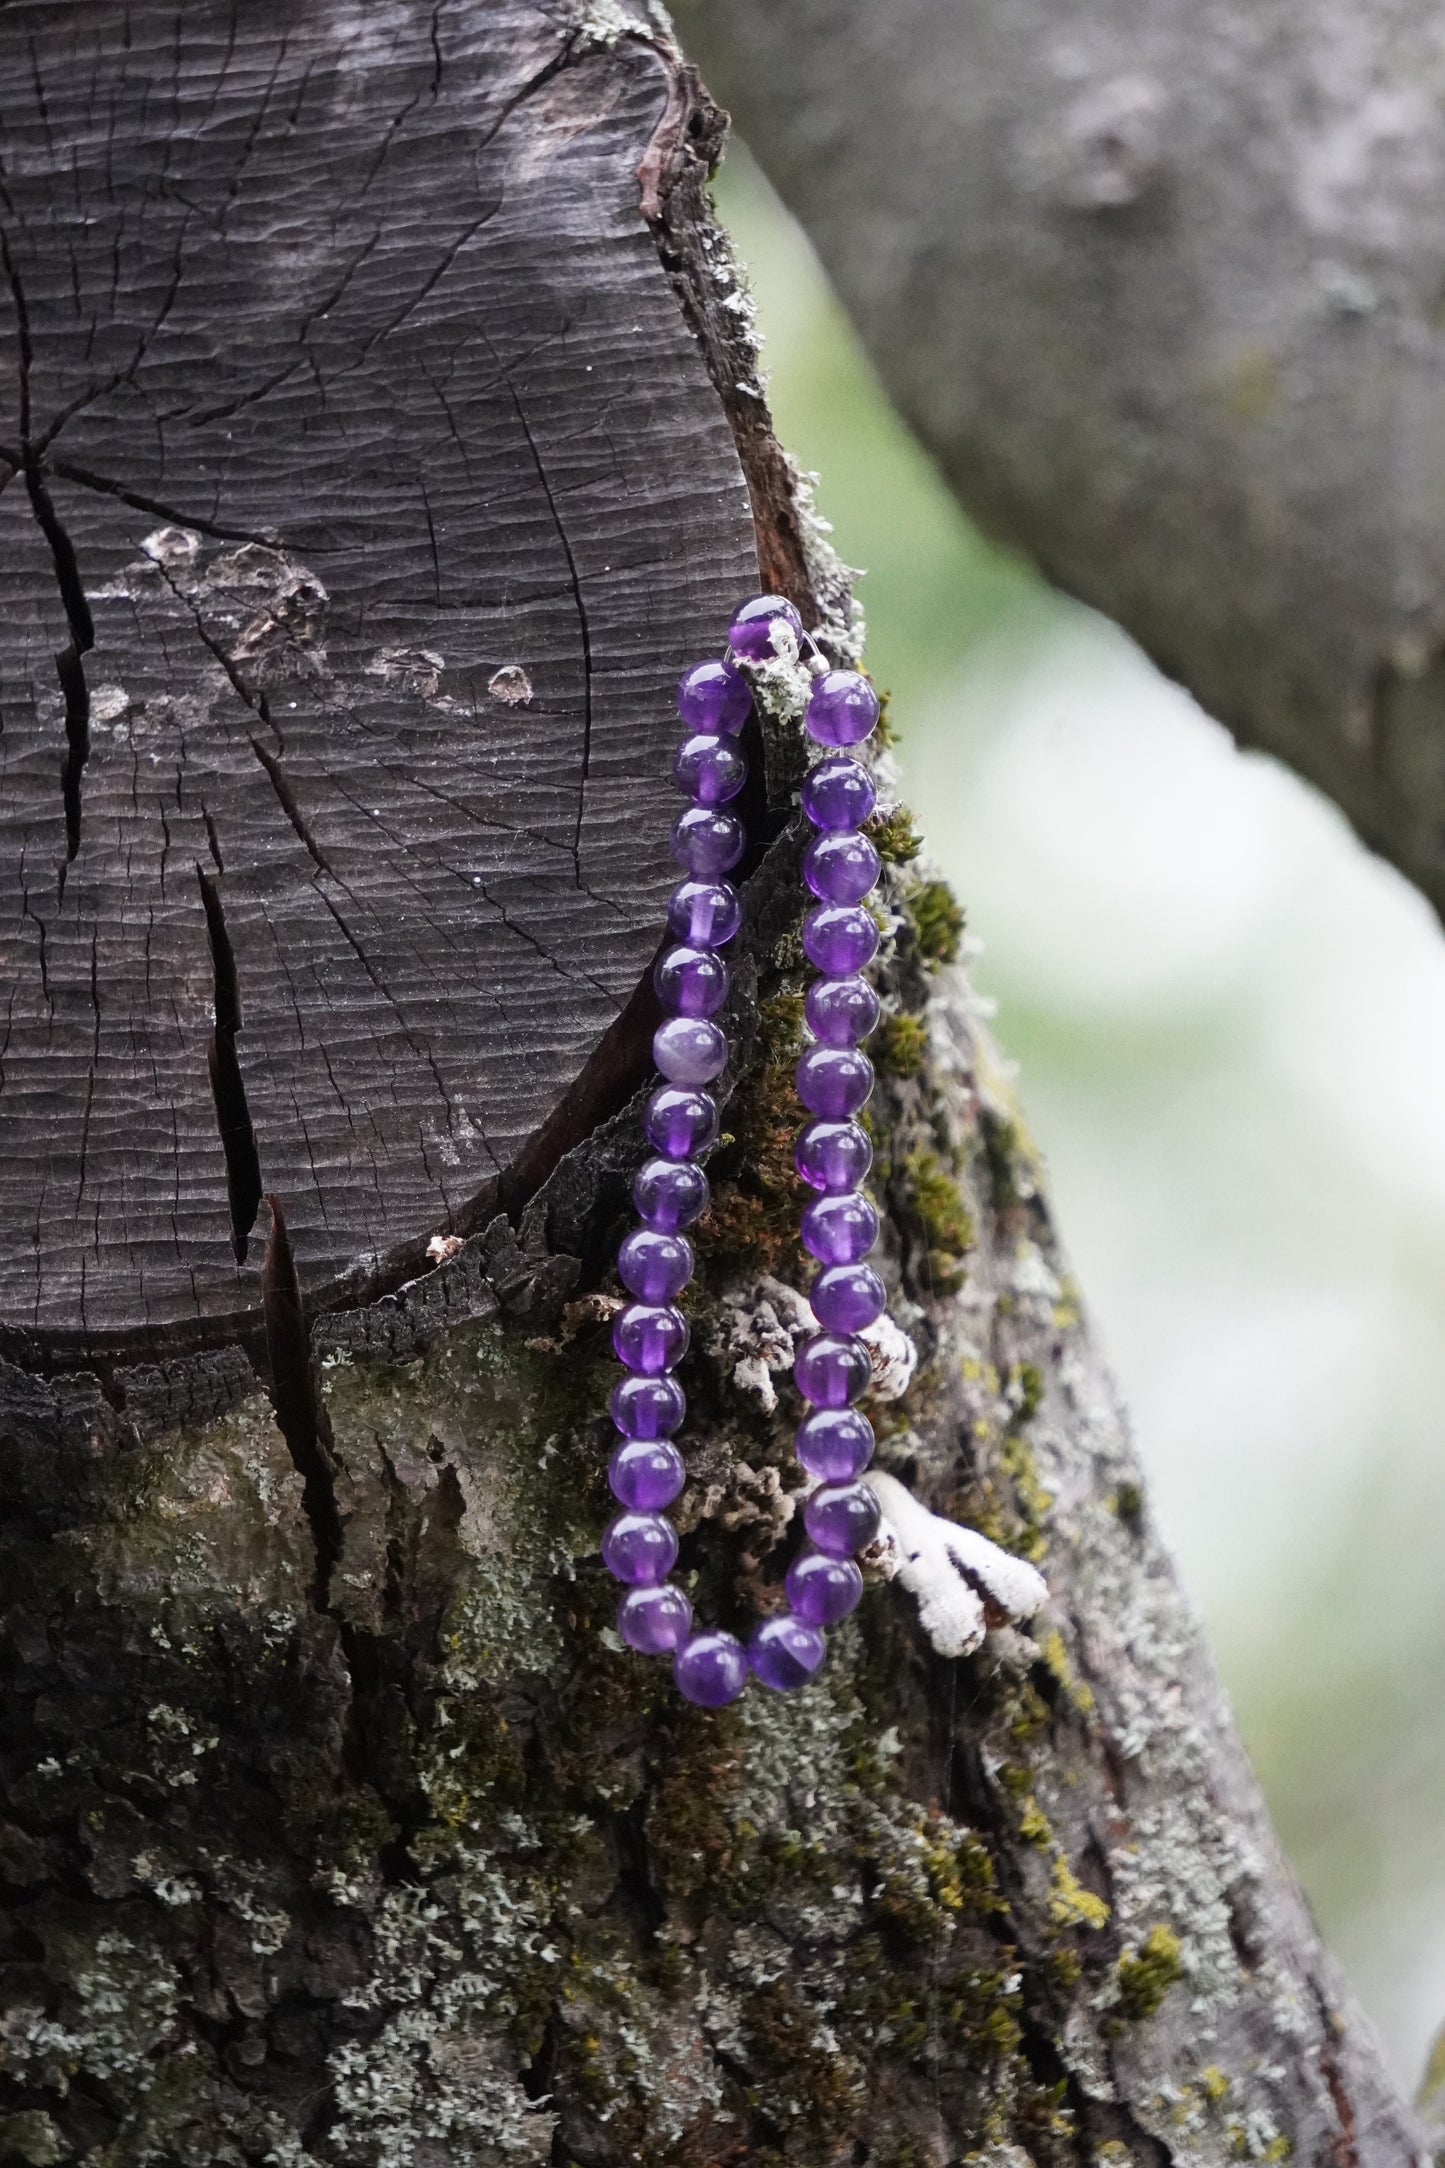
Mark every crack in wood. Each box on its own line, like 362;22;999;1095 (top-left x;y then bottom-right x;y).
261;1193;341;1607
196;867;263;1261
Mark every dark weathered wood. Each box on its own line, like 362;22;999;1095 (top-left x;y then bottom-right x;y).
0;0;756;1359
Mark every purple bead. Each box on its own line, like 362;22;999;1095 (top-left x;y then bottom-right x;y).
803;830;881;907
803;905;879;976
675;732;747;806
602;1511;679;1586
613;1301;689;1375
667;879;742;950
806;669;880;748
678;658;752;735
786;1550;864;1627
611;1372;685;1439
801;1191;879;1266
654;944;728;1020
618;1228;694;1303
797;1046;874;1120
633;1157;708;1233
674;1628;749;1707
793;1332;871;1409
609;1437;686;1510
811;1263;886;1334
801;754;876;833
672;806;745;877
804;1481;882;1558
794;1406;874;1482
805;976;881;1048
618;1582;694;1655
748;1611;827;1692
795;1119;872;1194
645;1087;718;1161
728;593;803;662
654;1016;727;1087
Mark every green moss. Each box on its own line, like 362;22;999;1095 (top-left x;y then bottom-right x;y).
1048;1858;1110;1932
901;1147;974;1291
1115;1924;1185;2021
903;877;964;965
865;804;923;865
873;1010;928;1077
697;989;809;1279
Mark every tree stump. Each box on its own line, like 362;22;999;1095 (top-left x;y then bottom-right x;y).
0;4;1427;2165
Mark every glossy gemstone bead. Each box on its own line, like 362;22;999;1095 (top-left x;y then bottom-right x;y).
795;1119;872;1194
728;593;803;662
793;1332;871;1408
806;669;880;748
618;1228;693;1303
804;1481;882;1558
667;879;742;950
748;1611;827;1692
645;1087;718;1161
801;1191;878;1266
801;754;876;832
611;1372;685;1439
675;732;748;806
802;829;881;906
654;943;728;1020
811;1263;886;1334
602;1510;678;1586
618;1582;693;1654
796;1046;874;1120
609;1437;686;1510
654;1016;727;1087
612;1301;689;1375
805;975;879;1048
672;806;745;877
677;658;751;735
794;1405;874;1482
633;1157;709;1233
675;1628;749;1706
803;904;879;976
785;1549;864;1627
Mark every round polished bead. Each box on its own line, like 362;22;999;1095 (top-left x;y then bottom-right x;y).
645;1087;718;1161
794;1405;874;1482
795;1119;873;1194
801;753;876;832
803;829;881;906
797;1046;874;1120
633;1157;709;1233
612;1301;689;1375
618;1228;694;1303
793;1332;871;1409
654;944;728;1020
801;1191;879;1266
675;732;748;806
672;806;745;877
804;1481;882;1558
803;904;879;976
609;1437;686;1510
677;658;752;735
667;879;742;950
654;1016;727;1087
728;593;803;662
811;1263;886;1334
611;1372;685;1439
618;1582;693;1655
806;669;880;748
675;1628;749;1706
748;1611;827;1692
602;1510;678;1586
805;975;881;1048
786;1549;864;1627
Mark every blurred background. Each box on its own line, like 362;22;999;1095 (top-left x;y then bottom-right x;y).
715;145;1445;2093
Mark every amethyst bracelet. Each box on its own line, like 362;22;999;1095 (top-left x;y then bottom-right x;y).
602;593;890;1706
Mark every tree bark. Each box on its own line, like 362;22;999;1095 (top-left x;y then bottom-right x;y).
0;4;1427;2165
682;0;1445;934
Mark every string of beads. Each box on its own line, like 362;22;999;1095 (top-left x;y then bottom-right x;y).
602;594;889;1705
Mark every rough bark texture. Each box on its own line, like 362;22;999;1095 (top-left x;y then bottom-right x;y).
0;4;1428;2166
683;0;1445;931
